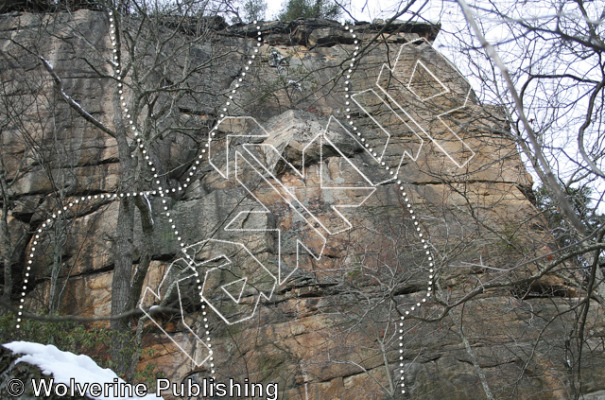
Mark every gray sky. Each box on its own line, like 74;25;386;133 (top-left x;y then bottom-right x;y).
260;0;605;204
264;0;417;22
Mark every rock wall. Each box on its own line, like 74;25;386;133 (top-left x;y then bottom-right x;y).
1;9;604;400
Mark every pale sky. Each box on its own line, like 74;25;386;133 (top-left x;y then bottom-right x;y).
264;0;429;23
261;0;605;204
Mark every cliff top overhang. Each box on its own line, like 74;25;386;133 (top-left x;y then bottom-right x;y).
161;16;441;46
0;3;441;46
226;18;440;42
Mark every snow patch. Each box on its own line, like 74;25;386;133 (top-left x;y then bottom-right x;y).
3;341;163;400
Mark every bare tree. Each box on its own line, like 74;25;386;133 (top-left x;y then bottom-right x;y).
4;1;605;398
0;0;252;378
440;1;605;397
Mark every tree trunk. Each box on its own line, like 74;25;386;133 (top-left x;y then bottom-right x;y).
109;77;138;375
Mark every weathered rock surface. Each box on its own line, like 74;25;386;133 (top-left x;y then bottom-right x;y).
1;9;604;400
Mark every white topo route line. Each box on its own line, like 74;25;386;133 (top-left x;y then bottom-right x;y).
18;14;480;397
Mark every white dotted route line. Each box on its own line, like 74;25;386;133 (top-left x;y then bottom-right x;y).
17;14;435;395
340;22;436;396
109;8;263;377
18;8;265;380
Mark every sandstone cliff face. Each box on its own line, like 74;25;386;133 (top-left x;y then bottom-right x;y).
1;9;604;400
